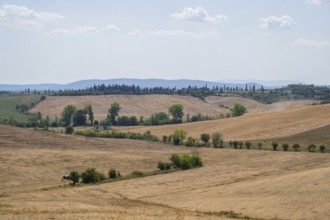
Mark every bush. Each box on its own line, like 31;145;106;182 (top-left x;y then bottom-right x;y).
81;168;105;184
65;125;74;134
108;169;119;179
257;143;262;150
157;161;172;171
319;145;326;153
212;132;223;148
69;171;80;185
131;170;144;177
245;141;252;150
169;154;181;168
169;154;203;170
185;137;197;147
282;143;289;151
308;144;316;152
293;144;300;152
172;129;187;145
201;133;210;145
272;142;278;151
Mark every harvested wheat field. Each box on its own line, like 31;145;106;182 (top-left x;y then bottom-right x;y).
117;104;330;142
30;95;314;120
1;125;330;220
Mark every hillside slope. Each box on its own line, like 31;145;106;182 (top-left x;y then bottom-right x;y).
1;125;330;219
117;104;330;141
30;94;314;119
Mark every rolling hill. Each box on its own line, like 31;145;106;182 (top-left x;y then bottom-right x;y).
1;125;330;219
116;103;330;143
30;94;315;120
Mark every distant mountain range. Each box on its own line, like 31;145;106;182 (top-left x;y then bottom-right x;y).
0;78;303;92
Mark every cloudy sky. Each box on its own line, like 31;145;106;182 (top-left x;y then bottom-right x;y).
0;0;329;84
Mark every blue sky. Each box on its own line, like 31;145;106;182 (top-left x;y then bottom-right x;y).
0;0;329;84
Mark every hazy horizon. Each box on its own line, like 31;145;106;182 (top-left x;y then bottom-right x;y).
1;0;329;84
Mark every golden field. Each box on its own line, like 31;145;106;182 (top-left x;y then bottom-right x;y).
1;125;330;220
30;94;315;119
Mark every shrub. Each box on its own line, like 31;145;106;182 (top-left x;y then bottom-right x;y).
81;168;105;184
201;133;210;145
233;141;239;149
272;142;278;151
162;135;168;143
185;137;196;147
282;143;289;151
169;154;181;168
69;171;80;185
293;144;300;152
131;170;144;177
108;169;119;179
65;125;74;134
319;145;326;153
308;144;316;152
257;143;262;150
172;129;187;145
157;161;172;171
169;154;203;170
212;132;223;148
245;141;252;150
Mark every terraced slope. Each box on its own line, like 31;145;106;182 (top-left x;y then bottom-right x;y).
117;104;330;141
30;94;314;119
1;125;330;219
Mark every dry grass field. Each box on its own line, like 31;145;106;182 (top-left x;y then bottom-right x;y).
1;125;330;220
30;95;315;119
116;103;330;143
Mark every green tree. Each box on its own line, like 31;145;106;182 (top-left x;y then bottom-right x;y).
73;109;87;126
84;104;94;125
60;105;77;126
230;103;247;117
293;144;300;152
282;143;289;151
201;133;210;145
257;142;262;150
172;129;187;145
212;132;223;148
320;145;326;153
69;171;80;185
308;144;316;152
245;141;252;150
272;142;278;151
107;102;121;125
169;104;184;123
81;168;105;184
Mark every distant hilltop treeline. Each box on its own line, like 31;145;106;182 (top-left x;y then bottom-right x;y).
14;83;330;104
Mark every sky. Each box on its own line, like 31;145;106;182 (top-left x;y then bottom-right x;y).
0;0;329;85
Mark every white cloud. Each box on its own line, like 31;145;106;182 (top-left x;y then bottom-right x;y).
170;7;229;23
291;38;330;48
129;29;219;38
260;15;295;29
49;25;119;35
0;4;64;28
306;0;330;5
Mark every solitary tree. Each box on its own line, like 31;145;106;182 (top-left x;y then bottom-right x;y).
201;133;210;145
107;102;121;125
212;132;223;148
169;104;184;123
230;103;247;117
84;104;94;125
60;105;77;126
